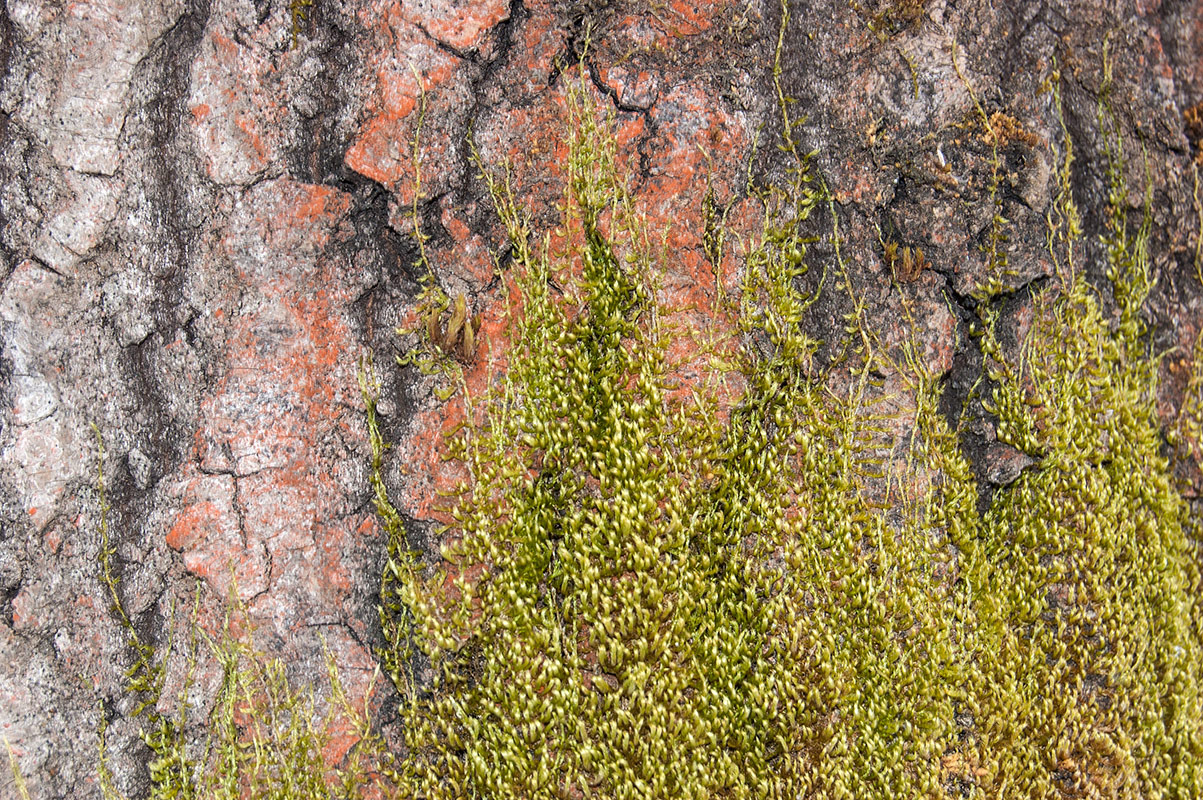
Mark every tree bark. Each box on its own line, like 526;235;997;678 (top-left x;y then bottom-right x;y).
0;0;1200;796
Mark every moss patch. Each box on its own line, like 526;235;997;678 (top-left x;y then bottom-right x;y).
361;42;1203;800
100;23;1203;800
959;79;1203;796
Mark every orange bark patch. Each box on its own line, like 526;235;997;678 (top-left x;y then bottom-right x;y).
344;40;460;197
403;0;511;51
664;0;726;35
167;178;378;714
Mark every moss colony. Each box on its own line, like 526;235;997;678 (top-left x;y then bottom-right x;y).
359;62;1203;798
100;36;1203;800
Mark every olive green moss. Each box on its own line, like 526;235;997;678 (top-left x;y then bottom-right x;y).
960;76;1203;796
360;42;1203;800
363;47;973;800
1176;330;1203;500
96;10;1203;798
288;0;313;49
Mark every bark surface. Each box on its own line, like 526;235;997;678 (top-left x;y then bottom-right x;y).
0;0;1200;796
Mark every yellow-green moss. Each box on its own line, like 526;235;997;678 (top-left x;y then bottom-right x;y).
363;37;1203;800
95;12;1203;799
963;76;1203;797
288;0;313;49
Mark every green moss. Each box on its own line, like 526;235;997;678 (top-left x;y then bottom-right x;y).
95;590;391;799
964;76;1203;797
93;10;1203;799
363;32;1203;800
1175;330;1203;491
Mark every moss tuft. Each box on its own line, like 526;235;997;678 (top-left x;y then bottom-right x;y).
964;71;1203;798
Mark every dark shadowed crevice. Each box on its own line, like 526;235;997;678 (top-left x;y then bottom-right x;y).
341;170;425;303
251;0;269;27
119;335;185;491
112;0;215;507
0;0;15;285
0;582;17;628
101;0;213;785
942;277;1051;511
336;166;425;471
137;0;213;328
458;0;523;207
0;0;11;88
0;0;10;126
550;0;612;89
109;0;212;501
582;54;656;179
409;18;473;62
290;15;356;185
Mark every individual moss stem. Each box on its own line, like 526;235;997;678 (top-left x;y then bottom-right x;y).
5;738;31;800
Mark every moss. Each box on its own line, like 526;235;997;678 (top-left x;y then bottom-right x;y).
1175;330;1203;490
288;0;313;49
363;28;1203;800
94;8;1203;798
961;75;1203;797
96;590;393;800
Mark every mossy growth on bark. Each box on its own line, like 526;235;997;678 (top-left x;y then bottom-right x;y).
97;23;1203;800
959;76;1203;795
368;69;974;800
95;443;393;800
359;50;1203;800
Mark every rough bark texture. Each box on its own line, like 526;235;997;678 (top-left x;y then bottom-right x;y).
0;0;1199;796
